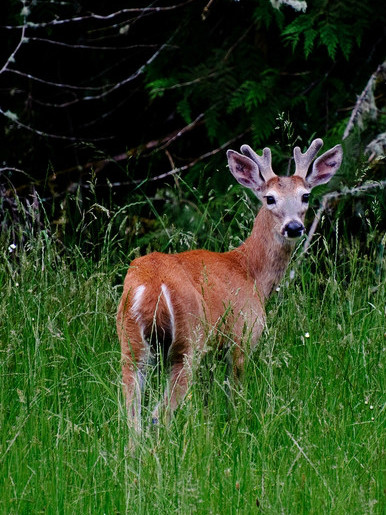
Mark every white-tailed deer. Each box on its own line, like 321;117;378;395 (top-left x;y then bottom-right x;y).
117;138;342;431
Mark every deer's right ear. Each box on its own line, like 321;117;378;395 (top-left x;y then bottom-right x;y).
227;150;264;194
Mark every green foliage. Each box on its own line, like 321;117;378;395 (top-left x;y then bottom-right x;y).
146;78;177;100
281;0;372;60
253;0;285;29
177;96;193;124
229;72;277;113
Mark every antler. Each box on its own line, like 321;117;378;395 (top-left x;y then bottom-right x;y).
240;144;276;181
293;138;323;178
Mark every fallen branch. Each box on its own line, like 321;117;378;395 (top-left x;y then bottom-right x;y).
343;61;386;140
302;180;386;255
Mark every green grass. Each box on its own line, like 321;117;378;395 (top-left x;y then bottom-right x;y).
0;230;384;514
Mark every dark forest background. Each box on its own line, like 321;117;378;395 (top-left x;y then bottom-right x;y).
1;0;385;257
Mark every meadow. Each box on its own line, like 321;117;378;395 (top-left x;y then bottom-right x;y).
0;188;384;514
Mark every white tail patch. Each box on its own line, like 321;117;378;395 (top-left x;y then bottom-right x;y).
161;284;175;343
131;285;146;322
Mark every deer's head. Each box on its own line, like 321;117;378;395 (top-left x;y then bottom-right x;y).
227;139;343;241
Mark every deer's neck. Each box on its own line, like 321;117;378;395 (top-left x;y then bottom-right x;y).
236;207;294;300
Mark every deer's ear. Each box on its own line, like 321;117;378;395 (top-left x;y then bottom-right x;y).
307;144;343;188
227;150;265;194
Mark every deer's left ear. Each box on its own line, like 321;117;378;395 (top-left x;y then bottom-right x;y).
306;144;343;188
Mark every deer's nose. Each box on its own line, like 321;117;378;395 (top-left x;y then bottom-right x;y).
283;221;305;239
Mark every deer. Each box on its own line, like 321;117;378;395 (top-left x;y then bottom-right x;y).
116;138;343;431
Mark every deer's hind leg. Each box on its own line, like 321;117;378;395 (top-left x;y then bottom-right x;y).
152;316;206;423
151;340;194;424
117;302;150;433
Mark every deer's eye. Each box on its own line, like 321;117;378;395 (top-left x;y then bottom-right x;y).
265;195;276;205
302;193;310;203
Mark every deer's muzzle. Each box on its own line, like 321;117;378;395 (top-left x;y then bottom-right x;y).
283;221;305;239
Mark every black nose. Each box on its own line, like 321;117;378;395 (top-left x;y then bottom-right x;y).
284;221;304;239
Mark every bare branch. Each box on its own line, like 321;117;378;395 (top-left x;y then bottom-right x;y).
155;113;205;151
223;23;254;62
145;130;251;183
0;107;114;142
82;41;170;101
5;36;173;104
6;68;110;91
13;115;207;188
0;167;28;176
151;69;227;95
0;25;26;75
202;0;217;21
27;37;164;51
2;1;196;30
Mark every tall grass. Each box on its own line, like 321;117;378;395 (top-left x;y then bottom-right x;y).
0;193;384;514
